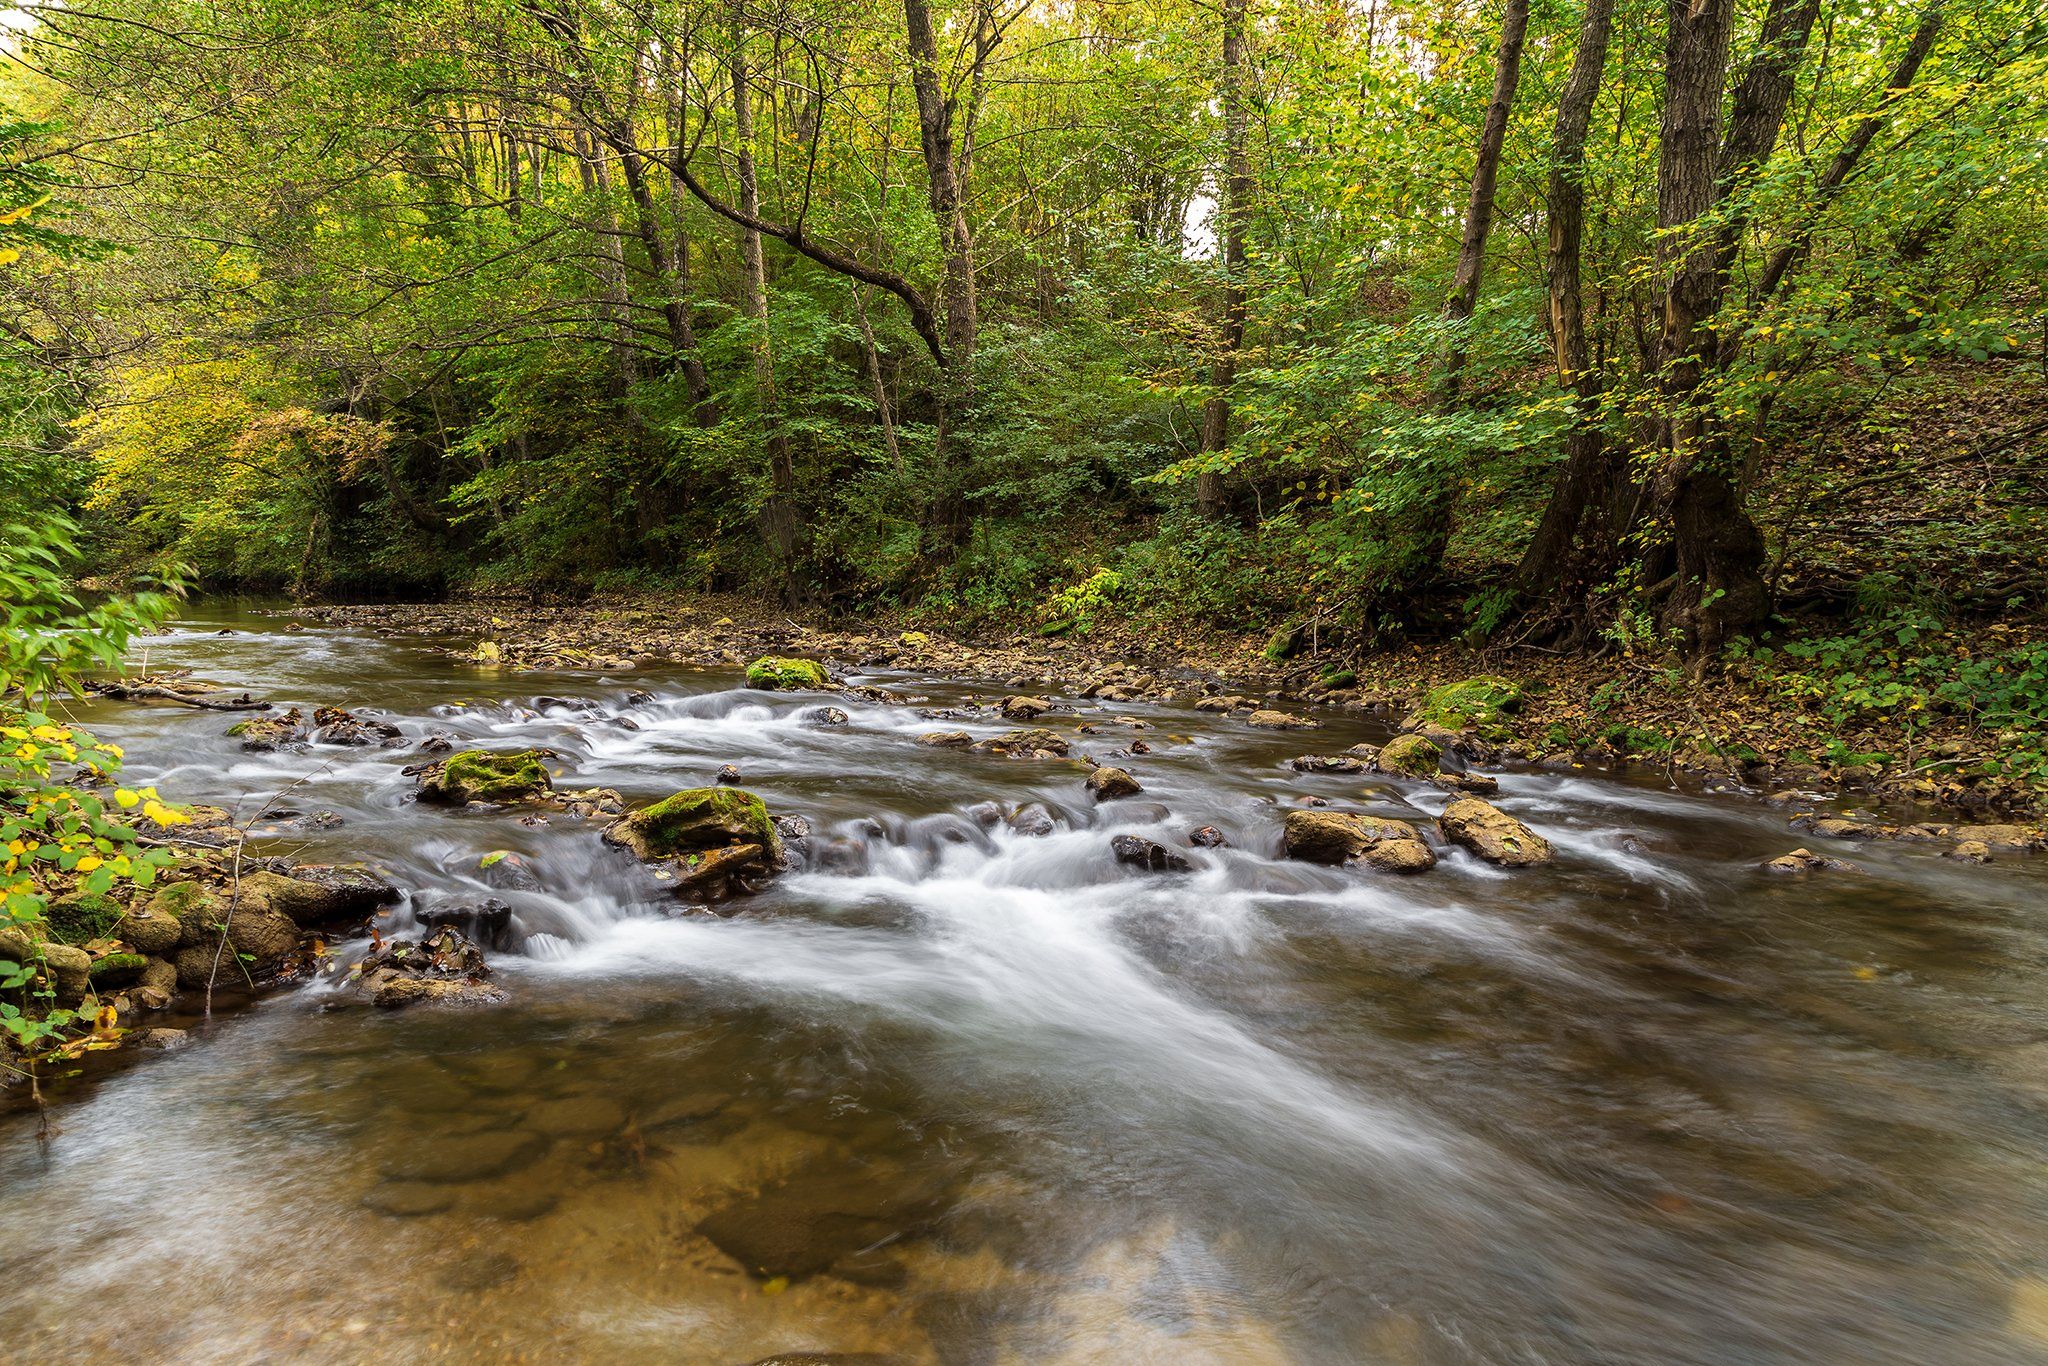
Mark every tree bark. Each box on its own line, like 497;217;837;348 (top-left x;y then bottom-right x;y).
902;0;978;368
1514;0;1617;611
729;12;800;569
1441;0;1532;394
1197;0;1250;521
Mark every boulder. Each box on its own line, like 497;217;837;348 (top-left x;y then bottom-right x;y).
604;788;784;899
1086;766;1143;801
745;657;829;690
1376;733;1443;777
1438;798;1553;867
1763;848;1859;874
1110;835;1191;871
264;865;402;926
88;952;148;986
1188;825;1228;848
918;731;973;747
1000;696;1053;720
311;706;404;747
148;878;306;981
1289;755;1367;774
226;707;306;751
356;927;506;1009
969;729;1070;758
39;942;93;1002
1945;840;1993;863
1247;710;1318;730
1282;811;1435;873
114;901;184;958
414;749;555;805
416;897;515;950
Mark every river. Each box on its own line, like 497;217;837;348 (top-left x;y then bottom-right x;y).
4;603;2047;1363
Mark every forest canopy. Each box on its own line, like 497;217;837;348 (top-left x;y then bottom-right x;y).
0;0;2043;655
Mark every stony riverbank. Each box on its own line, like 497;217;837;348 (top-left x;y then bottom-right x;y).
301;596;2047;822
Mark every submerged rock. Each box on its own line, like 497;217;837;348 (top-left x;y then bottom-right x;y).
970;729;1070;758
1086;766;1143;801
1376;733;1443;777
1438;797;1553;867
805;706;850;726
413;749;555;805
1282;810;1435;873
1007;803;1056;837
745;656;829;690
1111;835;1191;872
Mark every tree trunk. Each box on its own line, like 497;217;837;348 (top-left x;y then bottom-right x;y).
855;288;903;473
1197;0;1250;521
612;120;714;417
730;12;800;571
1514;0;1617;613
1441;0;1532;394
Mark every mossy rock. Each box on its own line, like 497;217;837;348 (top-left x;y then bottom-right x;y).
1377;733;1443;777
745;657;829;690
1408;676;1522;731
604;788;782;863
418;749;554;805
46;892;125;946
1263;623;1305;662
88;952;149;985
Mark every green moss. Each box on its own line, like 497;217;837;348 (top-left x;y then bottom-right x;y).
1378;733;1443;777
1263;624;1304;662
427;749;553;803
620;787;781;861
226;720;253;736
88;952;149;983
1320;669;1357;689
744;656;829;690
46;892;124;946
1412;676;1523;730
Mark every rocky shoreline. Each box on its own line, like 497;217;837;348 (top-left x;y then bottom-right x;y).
12;614;2039;1104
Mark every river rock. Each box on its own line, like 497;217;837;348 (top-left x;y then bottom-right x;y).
1947;823;2043;850
715;764;743;785
970;729;1070;758
1763;848;1860;874
1007;803;1056;837
1000;695;1053;720
362;1181;457;1217
525;1094;628;1139
417;896;514;950
1945;840;1993;863
1247;710;1317;730
112;902;184;955
267;865;402;926
1376;733;1443;777
311;706;404;747
805;706;850;726
381;1129;543;1183
39;942;92;1002
1791;814;1885;841
1290;755;1367;774
603;788;784;898
1433;772;1500;795
918;731;973;747
414;749;555;804
357;927;507;1009
1282;811;1436;873
1188;825;1228;847
1438;798;1553;867
1086;766;1143;801
745;656;829;690
1110;835;1191;872
226;707;306;751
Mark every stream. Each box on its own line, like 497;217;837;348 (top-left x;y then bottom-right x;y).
5;603;2048;1363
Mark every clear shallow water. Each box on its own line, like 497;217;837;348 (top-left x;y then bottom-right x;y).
5;604;2048;1363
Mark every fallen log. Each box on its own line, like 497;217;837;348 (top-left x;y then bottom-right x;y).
86;679;271;712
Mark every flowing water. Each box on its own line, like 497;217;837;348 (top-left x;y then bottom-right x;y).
5;604;2048;1363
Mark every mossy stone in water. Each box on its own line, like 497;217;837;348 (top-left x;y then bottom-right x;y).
1377;733;1443;777
420;749;554;804
1409;675;1522;731
744;656;829;690
605;787;782;863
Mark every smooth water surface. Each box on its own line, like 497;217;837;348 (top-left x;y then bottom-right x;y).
5;604;2048;1364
